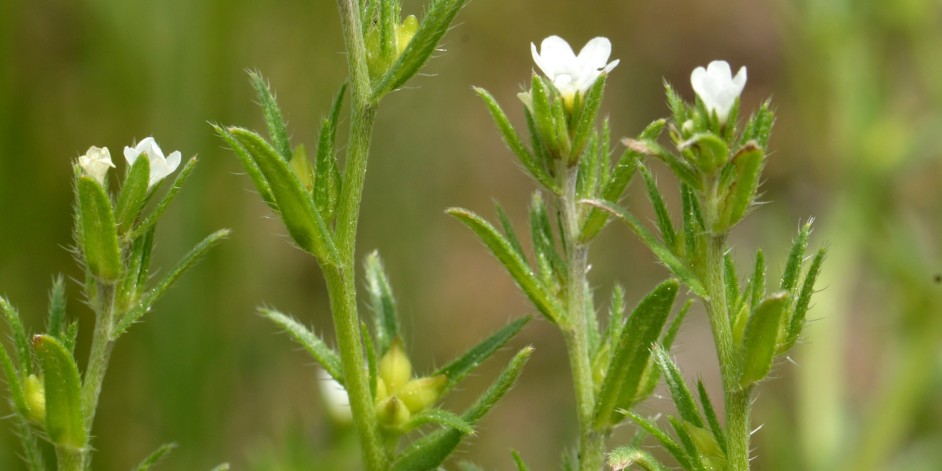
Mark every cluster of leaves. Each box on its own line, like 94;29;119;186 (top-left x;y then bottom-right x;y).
1;155;227;470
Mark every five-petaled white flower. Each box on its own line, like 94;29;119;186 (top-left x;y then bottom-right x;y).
318;369;352;422
531;35;619;106
78;146;115;185
690;60;747;125
123;137;182;188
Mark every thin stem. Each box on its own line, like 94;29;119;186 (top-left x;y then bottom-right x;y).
330;1;385;469
559;164;605;471
702;192;751;470
80;281;117;468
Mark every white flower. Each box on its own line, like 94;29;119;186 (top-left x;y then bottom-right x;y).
78;146;115;185
531;35;619;105
690;60;747;124
318;369;352;422
123;137;181;187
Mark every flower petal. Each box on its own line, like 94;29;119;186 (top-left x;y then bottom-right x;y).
577;37;612;70
533;35;576;78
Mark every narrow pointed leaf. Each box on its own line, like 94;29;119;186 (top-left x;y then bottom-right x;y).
448;208;561;323
739;292;789;387
624;137;699;190
664;80;689;127
780;221;812;293
391;347;532;471
113;229;230;337
595;280;678;426
512;450;530;471
134;443;177;471
33;335;85;448
530;75;558;156
634;299;693;402
372;0;469;99
213;124;275;207
696;378;727;453
115;156;150;233
653;345;703;428
365;251;399;354
474;87;557;192
579;147;639;242
667;416;708;471
638;164;675;249
724;253;739;315
435;316;530;394
248;70;291;160
47;276;68;341
2;297;32;376
77;176;122;281
608;447;669;471
740;99;774;148
584;199;706;297
623;412;692;470
782;247;826;352
495;202;526;260
570;74;606;161
314;83;346;221
529;192;566;289
128;156;200;241
259;308;343;383
229;128;339;264
0;345;27;415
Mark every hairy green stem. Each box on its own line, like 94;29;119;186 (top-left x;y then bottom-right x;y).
330;1;385;469
704;228;751;470
79;281;117;468
559;164;605;471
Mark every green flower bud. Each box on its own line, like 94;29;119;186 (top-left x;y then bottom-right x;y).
397;374;446;413
25;374;46;425
396;15;418;56
376;395;411;430
379;340;412;392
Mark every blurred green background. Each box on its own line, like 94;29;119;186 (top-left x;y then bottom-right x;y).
1;0;940;469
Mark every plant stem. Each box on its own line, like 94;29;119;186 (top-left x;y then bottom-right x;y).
703;228;751;471
55;445;83;471
559;164;605;471
79;281;117;468
330;1;385;469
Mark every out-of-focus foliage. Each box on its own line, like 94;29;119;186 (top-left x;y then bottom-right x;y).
0;0;938;469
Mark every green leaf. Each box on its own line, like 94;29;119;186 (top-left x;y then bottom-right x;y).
371;0;469;99
259;308;343;384
115;156;151;234
362;321;377;398
652;345;704;428
634;299;693;403
667;416;708;471
696;378;727;454
365;251;399;355
1;297;32;377
724;253;739;317
717;143;764;232
404;408;475;434
391;347;532;471
740;99;774;149
780;221;812;293
638;164;676;250
33;335;85;448
624;137;699;190
248;70;291;161
0;344;27;416
495;202;526;260
213;124;275;208
47;275;68;342
782;247;826;352
511;450;530;471
228;128;339;264
623;412;692;470
608;447;669;471
474;87;557;192
313;85;346;221
739;292;789;387
134;443;177;471
435;316;530;394
77;176;122;282
530;75;558;157
679;133;729;174
750;249;766;310
664;80;689;127
595;280;678;426
448;208;561;323
128;156;199;241
584;199;706;298
579;144;640;242
570;74;606;162
113;229;230;337
529;192;566;291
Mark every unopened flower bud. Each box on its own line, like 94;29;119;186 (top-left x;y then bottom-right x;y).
25;374;46;424
397;374;446;413
77;146;115;185
379;340;412;392
376;395;411;430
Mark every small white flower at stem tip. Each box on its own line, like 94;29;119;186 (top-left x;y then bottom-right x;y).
531;35;619;106
77;146;115;185
690;60;747;125
123;136;182;187
318;369;352;422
